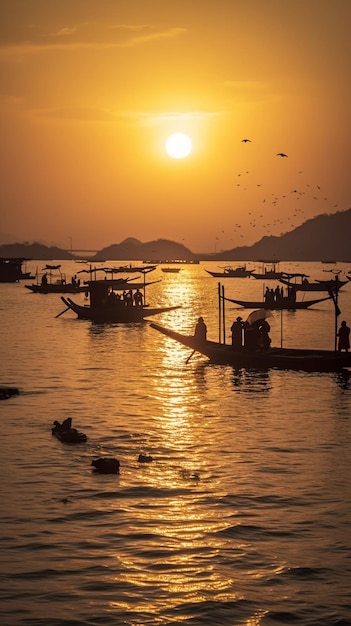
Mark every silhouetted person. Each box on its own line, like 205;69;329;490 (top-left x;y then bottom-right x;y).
194;317;207;342
244;321;260;351
231;316;243;349
337;320;350;352
41;273;48;286
258;319;271;351
133;289;143;307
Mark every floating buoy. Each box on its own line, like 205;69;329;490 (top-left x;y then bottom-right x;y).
91;457;120;474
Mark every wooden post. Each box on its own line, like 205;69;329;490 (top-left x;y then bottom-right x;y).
222;284;226;344
334;276;339;352
328;276;340;351
143;270;147;306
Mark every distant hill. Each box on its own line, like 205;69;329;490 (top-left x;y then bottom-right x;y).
1;208;350;262
0;241;74;261
202;208;351;262
91;237;196;262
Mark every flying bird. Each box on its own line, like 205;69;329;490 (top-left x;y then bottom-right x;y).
241;139;251;142
276;153;288;157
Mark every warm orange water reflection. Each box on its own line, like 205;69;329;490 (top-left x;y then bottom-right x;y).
1;261;351;625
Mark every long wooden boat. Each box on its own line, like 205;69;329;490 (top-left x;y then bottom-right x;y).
25;265;88;294
279;277;348;292
150;323;351;372
59;279;181;323
224;294;332;310
206;265;254;278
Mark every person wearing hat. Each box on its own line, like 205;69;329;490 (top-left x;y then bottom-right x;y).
194;316;207;342
231;316;243;350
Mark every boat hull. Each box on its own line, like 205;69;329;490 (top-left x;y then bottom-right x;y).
206;270;254;278
26;284;86;294
279;278;347;292
251;272;285;280
150;323;351;372
61;297;181;323
225;295;331;310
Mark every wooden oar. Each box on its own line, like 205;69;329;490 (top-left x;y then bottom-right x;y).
185;349;196;364
55;306;70;318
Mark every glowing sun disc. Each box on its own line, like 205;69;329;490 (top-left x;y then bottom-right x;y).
166;133;192;159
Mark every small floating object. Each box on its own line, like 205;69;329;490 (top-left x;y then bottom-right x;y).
181;469;200;481
91;457;120;474
138;453;153;463
0;386;19;400
52;418;87;444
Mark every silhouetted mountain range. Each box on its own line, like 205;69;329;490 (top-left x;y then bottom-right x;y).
207;208;351;262
1;208;350;262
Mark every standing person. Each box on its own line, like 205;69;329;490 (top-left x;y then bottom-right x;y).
194;317;207;342
133;289;143;307
230;316;243;350
337;320;350;352
258;319;271;351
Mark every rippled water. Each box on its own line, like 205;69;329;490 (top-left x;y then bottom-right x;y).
1;261;351;625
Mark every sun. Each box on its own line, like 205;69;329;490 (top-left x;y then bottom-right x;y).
165;133;192;159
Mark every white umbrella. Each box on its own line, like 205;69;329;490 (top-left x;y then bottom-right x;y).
246;308;274;326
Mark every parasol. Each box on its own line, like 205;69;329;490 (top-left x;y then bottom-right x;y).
246;309;274;326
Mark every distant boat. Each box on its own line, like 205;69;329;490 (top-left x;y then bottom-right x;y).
25;266;86;294
26;282;86;294
279;276;348;292
0;257;33;283
99;264;157;273
224;294;332;310
251;260;285;280
161;267;181;273
143;259;199;265
206;265;254;278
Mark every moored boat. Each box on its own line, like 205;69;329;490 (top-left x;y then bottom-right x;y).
224;294;332;310
161;267;181;273
206;265;254;278
279;276;348;292
0;257;32;282
26;282;86;294
25;265;86;294
251;260;284;280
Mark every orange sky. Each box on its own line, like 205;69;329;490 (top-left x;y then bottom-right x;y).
1;0;350;253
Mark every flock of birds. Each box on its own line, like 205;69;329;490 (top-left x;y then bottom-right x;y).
213;138;340;248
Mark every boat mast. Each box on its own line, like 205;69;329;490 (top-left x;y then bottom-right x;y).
327;275;340;351
334;276;339;351
218;283;222;343
222;284;226;344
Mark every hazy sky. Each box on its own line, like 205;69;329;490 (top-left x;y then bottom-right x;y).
1;0;350;253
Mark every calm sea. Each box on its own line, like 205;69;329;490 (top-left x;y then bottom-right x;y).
1;260;351;626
